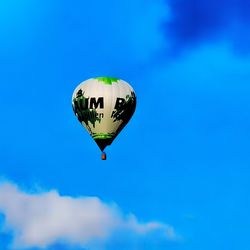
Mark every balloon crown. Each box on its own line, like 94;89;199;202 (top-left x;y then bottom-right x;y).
94;77;119;85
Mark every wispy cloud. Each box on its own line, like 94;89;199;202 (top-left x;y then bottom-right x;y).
0;181;179;249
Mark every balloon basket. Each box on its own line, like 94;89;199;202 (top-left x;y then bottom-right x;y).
101;152;107;160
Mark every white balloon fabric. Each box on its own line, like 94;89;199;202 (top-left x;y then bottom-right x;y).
72;77;136;152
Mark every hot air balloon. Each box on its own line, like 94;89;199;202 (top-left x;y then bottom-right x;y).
72;77;136;160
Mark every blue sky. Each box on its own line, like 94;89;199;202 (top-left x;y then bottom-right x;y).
0;0;250;249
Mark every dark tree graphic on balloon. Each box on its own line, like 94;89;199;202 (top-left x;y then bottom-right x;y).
72;89;101;131
111;91;136;135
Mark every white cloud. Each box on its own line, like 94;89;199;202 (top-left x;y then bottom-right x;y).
0;181;179;249
125;214;176;237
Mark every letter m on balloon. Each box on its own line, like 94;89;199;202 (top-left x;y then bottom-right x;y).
90;97;104;109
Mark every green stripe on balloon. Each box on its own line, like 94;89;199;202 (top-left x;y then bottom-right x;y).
95;77;119;85
92;133;115;139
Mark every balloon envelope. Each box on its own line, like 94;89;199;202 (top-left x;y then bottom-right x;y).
72;77;136;151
